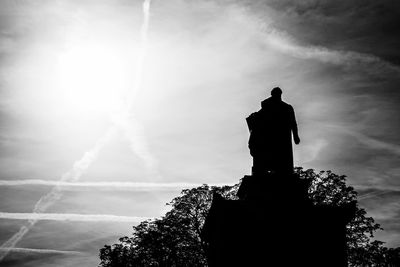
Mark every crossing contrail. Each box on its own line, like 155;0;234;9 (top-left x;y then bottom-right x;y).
0;180;206;190
358;190;392;200
0;127;115;261
0;212;150;223
0;0;154;261
0;247;83;256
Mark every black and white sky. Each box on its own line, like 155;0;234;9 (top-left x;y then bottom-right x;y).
0;0;399;266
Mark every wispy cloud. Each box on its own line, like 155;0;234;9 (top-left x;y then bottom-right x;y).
0;212;150;222
263;29;400;74
0;0;399;262
363;200;400;221
346;131;400;156
296;138;328;164
0;180;207;189
0;180;226;194
354;184;400;192
326;124;400;156
0;247;83;255
358;190;396;200
0;2;158;261
0;127;116;262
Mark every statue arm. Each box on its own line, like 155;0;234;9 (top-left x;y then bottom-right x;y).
290;106;300;144
246;112;257;133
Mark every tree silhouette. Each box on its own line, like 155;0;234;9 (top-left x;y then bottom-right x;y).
99;168;399;266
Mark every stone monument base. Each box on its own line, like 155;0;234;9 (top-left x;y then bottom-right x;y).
201;173;356;266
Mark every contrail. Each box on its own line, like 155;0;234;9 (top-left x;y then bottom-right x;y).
33;128;115;214
128;0;151;107
0;212;150;223
0;179;211;190
113;112;158;172
0;0;154;261
0;247;83;255
358;190;392;200
0;128;115;261
114;0;158;174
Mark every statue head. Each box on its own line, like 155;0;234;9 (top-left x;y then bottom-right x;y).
271;87;282;99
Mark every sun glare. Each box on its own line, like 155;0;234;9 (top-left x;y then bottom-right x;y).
56;45;128;117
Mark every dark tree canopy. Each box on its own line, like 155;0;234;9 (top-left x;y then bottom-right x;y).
99;168;399;267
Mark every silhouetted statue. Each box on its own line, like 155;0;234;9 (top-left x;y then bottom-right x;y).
247;87;300;174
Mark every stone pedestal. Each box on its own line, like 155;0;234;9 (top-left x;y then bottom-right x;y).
201;173;356;267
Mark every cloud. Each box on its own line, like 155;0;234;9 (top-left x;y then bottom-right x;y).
357;190;398;201
296;138;328;164
0;127;117;262
326;124;400;156
259;0;400;66
0;247;83;255
0;212;150;222
0;0;399;260
0;223;32;261
346;131;400;157
263;29;400;75
362;198;400;221
0;211;148;260
0;179;215;190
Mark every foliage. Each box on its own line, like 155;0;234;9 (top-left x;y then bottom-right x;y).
99;184;238;267
99;169;399;267
295;168;385;266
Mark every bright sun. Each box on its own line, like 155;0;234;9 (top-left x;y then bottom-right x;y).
55;44;129;118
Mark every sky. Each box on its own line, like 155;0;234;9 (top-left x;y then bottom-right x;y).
0;0;399;265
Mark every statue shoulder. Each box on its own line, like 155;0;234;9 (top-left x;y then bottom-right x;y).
261;97;274;108
282;101;294;110
247;111;261;120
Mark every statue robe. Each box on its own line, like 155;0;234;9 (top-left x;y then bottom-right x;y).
247;97;298;174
